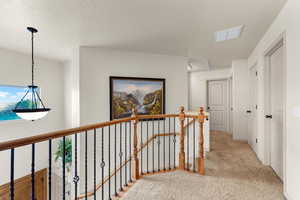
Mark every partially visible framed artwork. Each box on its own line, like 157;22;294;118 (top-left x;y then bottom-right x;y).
0;85;37;122
110;77;165;120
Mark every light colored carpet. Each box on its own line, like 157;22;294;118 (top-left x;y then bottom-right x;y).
121;131;284;200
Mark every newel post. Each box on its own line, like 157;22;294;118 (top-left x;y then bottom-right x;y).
132;108;140;180
178;106;186;170
198;107;205;175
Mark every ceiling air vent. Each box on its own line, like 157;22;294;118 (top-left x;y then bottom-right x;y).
215;25;244;42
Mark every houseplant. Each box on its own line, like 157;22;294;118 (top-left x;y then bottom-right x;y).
55;137;72;172
54;138;72;199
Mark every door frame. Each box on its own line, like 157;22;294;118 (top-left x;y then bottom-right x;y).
206;78;231;132
228;77;233;134
263;32;286;185
248;63;258;154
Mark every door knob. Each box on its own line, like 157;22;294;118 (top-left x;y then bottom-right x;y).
265;115;273;119
246;110;252;113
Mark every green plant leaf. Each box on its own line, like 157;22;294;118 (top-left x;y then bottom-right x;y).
55;138;72;164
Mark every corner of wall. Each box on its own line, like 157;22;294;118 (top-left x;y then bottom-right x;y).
64;47;80;129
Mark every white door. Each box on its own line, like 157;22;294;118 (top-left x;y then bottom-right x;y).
248;67;258;153
207;80;228;131
270;45;284;180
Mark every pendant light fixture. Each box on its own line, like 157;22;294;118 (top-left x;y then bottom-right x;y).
13;27;51;121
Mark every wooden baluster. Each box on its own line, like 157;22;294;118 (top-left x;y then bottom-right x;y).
198;107;205;175
132;108;140;180
179;106;185;170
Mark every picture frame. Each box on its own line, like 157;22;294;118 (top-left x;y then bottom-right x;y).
110;76;165;120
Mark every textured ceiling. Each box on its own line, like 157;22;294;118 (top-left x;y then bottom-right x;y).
0;0;287;67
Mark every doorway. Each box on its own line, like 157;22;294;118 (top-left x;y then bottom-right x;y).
265;39;285;181
207;79;228;132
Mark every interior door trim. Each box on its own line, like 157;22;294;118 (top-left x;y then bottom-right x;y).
263;32;287;187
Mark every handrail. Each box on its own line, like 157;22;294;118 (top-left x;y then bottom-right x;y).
0;117;133;151
137;113;178;119
2;106;207;200
77;131;179;199
0;114;196;151
77;117;196;199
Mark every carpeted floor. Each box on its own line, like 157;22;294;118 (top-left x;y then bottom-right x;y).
121;131;284;200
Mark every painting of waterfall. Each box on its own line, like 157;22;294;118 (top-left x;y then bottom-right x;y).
0;85;33;122
110;77;165;120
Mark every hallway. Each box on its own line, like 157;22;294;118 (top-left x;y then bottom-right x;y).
121;131;284;200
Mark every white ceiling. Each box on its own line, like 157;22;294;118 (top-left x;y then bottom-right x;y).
0;0;286;67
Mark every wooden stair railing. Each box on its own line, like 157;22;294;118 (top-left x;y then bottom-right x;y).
0;106;207;200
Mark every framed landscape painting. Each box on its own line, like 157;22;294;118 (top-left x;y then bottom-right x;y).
0;85;36;122
110;77;165;120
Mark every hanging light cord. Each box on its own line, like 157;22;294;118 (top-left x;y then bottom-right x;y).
31;30;35;108
31;30;34;86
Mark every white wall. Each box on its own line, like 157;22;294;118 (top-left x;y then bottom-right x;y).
78;47;188;192
248;1;300;199
79;47;188;124
0;48;65;184
232;60;249;141
189;68;232;111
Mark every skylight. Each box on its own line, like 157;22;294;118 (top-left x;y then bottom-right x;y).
215;25;244;42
